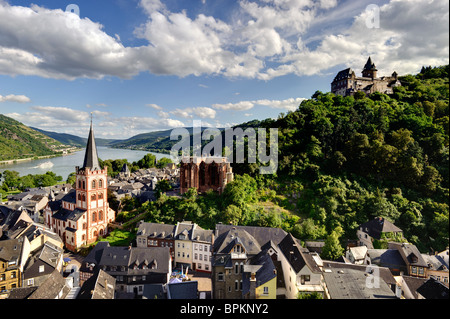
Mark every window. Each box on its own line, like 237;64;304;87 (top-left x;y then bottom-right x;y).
27;279;34;286
99;179;103;188
235;262;239;274
92;212;97;222
91;194;97;201
218;273;224;281
92;180;96;189
98;211;103;221
235;280;239;291
263;287;269;295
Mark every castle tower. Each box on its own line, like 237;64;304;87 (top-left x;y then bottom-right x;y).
362;56;378;79
75;117;114;245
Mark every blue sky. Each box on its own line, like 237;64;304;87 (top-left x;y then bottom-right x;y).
0;0;448;139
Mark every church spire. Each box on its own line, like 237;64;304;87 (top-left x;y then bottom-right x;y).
82;113;101;171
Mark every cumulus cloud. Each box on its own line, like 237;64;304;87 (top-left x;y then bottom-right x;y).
170;106;217;119
0;0;447;81
213;97;305;112
0;94;31;103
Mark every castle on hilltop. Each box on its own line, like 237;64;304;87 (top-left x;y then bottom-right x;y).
331;57;402;97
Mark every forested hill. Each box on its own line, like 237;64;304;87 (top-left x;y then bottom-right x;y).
238;65;448;252
0;114;63;161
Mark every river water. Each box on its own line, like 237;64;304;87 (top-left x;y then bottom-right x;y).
0;147;169;181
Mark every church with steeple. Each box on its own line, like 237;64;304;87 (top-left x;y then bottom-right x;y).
331;57;402;97
44;118;116;252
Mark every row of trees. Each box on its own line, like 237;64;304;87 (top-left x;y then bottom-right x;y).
98;154;172;177
0;170;63;193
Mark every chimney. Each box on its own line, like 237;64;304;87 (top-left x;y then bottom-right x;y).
249;272;257;299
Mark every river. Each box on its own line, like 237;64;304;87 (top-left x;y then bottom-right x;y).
0;147;169;181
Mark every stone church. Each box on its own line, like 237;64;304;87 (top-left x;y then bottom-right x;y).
44;120;116;252
179;156;234;195
331;57;401;97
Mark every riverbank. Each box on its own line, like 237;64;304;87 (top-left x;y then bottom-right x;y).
0;149;81;166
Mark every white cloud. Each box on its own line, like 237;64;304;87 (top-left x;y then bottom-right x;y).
0;94;31;103
213;100;255;111
147;103;163;110
170;106;217;119
0;0;447;81
213;97;305;112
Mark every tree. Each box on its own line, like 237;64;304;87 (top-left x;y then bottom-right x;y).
156;157;173;169
136;153;156;169
321;226;344;260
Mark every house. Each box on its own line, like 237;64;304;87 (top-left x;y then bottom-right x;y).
80;242;172;297
416;277;449;299
346;245;370;265
389;242;429;278
322;261;398;299
212;224;287;299
242;246;278;299
367;248;407;276
0;207;34;240
0;237;30;296
136;221;176;260
22;242;64;288
422;253;449;287
191;226;214;273
44;120;116;252
77;269;116;299
396;275;428;299
277;233;324;299
331;57;401;96
27;269;71;299
8;269;70;299
136;221;214;272
357;217;403;249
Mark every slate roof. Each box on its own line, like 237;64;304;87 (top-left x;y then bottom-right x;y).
213;227;261;256
278;233;322;274
367;249;406;269
0;238;23;267
81;120;101;171
215;224;287;248
167;281;198;299
332;68;354;82
242;249;277;296
401;275;428;299
52;206;86;222
77;269;116;299
137;222;176;239
322;261;397;287
416;277;449;299
389;242;428;268
323;266;396;299
61;189;77;204
359;217;402;240
28;269;70;299
80;241;110;272
142;284;166;299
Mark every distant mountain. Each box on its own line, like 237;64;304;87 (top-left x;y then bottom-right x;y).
31;119;265;155
31;127;122;147
109;120;263;153
0;114;64;162
31;127;86;147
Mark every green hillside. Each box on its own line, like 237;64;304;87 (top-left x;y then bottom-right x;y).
235;64;449;252
0;114;64;161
